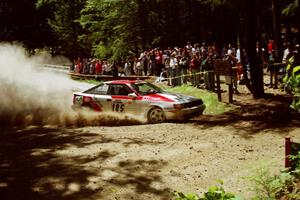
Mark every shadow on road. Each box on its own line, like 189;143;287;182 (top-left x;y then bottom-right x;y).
0;127;168;200
191;93;300;138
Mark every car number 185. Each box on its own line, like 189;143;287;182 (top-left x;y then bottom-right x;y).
112;103;124;112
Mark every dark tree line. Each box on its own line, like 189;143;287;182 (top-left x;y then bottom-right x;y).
0;0;299;98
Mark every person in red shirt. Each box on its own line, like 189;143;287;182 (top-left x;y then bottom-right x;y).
76;57;82;74
190;54;201;86
155;49;163;76
268;39;274;54
95;60;102;74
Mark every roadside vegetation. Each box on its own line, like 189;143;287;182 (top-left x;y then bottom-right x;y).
172;154;300;200
72;78;102;85
285;75;300;111
161;84;232;115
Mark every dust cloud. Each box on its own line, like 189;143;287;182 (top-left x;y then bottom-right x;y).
0;44;142;127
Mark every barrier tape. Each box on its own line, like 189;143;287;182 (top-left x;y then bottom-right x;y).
263;62;286;67
40;63;239;81
41;64;71;71
151;70;215;80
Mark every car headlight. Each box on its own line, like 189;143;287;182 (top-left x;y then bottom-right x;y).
173;104;183;110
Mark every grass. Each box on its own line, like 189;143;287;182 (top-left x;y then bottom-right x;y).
72;78;102;85
159;84;232;115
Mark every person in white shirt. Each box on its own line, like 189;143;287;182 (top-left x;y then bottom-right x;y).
169;53;178;86
282;43;290;64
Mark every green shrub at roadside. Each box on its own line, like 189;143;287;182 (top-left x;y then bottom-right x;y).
172;181;243;200
247;159;300;200
285;76;300;111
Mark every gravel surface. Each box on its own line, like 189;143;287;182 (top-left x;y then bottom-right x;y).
1;83;300;200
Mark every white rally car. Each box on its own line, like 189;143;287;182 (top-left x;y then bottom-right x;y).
73;80;205;123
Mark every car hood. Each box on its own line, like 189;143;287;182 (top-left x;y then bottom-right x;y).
153;92;200;103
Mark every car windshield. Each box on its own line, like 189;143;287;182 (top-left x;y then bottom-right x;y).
130;82;164;95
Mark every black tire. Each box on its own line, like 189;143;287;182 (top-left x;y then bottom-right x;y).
147;107;166;123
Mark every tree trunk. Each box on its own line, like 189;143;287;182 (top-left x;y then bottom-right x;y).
237;9;253;93
271;0;282;61
245;0;264;98
137;0;147;50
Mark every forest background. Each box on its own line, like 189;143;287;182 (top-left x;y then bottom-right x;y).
0;0;299;98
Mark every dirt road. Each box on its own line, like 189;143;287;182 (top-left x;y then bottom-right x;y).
1;82;300;200
1;94;300;200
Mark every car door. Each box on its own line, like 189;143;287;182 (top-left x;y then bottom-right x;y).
84;83;111;111
107;84;137;114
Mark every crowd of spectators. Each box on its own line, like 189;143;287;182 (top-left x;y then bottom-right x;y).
72;42;245;92
71;38;300;95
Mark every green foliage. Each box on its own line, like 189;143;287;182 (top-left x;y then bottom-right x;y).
246;162;300;200
172;191;200;200
289;151;300;172
172;181;243;200
247;164;285;199
36;0;87;58
200;183;239;200
282;0;299;16
79;0;140;61
73;78;102;85
0;0;52;50
285;75;300;111
93;42;111;60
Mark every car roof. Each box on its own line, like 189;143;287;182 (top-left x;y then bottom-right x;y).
105;80;146;84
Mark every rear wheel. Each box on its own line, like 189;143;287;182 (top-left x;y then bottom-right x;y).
147;107;166;123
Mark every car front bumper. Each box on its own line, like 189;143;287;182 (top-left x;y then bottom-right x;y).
165;104;206;120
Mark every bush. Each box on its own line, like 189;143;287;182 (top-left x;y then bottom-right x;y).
172;181;243;200
285;75;300;111
247;159;300;200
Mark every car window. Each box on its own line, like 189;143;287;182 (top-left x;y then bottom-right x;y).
84;83;109;95
108;84;132;96
131;82;163;95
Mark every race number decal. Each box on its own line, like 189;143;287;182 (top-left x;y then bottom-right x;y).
112;103;125;112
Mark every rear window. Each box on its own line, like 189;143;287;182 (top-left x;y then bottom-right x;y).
84;83;109;95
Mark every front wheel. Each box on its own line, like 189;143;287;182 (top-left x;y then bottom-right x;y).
147;107;166;123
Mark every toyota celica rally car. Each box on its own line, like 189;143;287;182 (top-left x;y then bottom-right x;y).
73;80;205;123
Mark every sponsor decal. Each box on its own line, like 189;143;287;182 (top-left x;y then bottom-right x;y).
75;96;83;104
82;96;103;111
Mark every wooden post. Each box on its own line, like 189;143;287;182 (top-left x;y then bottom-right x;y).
285;137;291;168
228;82;233;103
228;63;234;103
216;75;222;101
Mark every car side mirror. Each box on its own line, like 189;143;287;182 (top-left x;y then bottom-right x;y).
128;93;137;99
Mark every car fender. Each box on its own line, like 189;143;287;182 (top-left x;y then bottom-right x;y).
143;102;170;119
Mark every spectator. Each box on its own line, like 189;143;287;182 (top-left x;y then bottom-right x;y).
282;42;291;64
163;51;171;85
204;46;216;91
103;61;111;75
75;57;82;74
89;59;96;74
179;50;189;85
135;58;143;76
124;59;132;76
170;53;178;87
190;54;201;86
111;62;118;77
224;50;239;94
268;50;278;88
95;60;102;74
155;49;163;76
